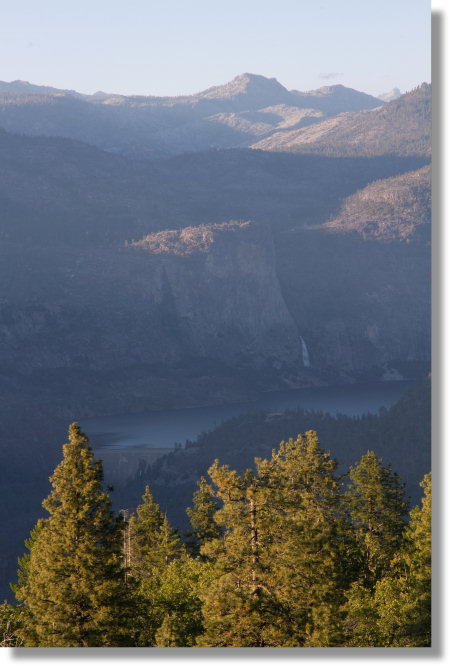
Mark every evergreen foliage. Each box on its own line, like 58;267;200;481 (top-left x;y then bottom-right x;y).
345;451;409;588
128;485;165;580
370;473;431;647
344;472;430;647
185;476;222;557
197;462;282;646
262;432;352;646
0;601;24;647
12;423;134;647
127;485;183;646
199;432;355;646
153;557;211;647
8;424;431;648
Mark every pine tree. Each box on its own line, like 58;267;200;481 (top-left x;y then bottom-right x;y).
185;476;221;556
343;451;410;645
153;557;211;647
128;485;165;580
373;472;431;646
198;431;351;647
344;472;431;647
0;601;24;647
10;519;46;646
345;451;409;588
263;431;351;646
13;423;134;647
11;519;45;605
197;462;284;646
128;485;182;646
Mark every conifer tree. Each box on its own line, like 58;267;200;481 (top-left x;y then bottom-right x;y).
198;431;351;647
345;451;409;588
263;431;351;646
343;451;410;645
11;520;45;606
153;557;211;647
128;485;165;580
0;601;24;647
128;485;181;582
128;486;182;646
344;472;431;647
13;423;134;647
373;472;431;646
10;519;46;646
185;476;221;556
197;461;284;646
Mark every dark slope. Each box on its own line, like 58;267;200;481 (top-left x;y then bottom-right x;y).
1;127;428;248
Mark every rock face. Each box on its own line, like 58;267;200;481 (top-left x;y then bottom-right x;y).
0;222;302;418
131;221;301;370
275;226;430;384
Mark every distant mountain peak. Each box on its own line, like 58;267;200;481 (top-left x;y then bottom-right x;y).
378;87;402;102
233;72;285;88
301;83;381;100
0;79;82;97
198;73;289;101
316;84;347;94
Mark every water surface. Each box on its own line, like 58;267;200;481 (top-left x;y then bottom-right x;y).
82;380;414;451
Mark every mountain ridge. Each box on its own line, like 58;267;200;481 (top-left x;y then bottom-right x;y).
0;73;385;159
252;83;431;157
0;72;383;105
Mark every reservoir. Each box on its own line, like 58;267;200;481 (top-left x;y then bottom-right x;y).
82;380;415;452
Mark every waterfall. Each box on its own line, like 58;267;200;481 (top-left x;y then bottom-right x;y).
300;336;311;367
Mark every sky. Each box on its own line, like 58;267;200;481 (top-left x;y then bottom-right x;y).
0;0;432;98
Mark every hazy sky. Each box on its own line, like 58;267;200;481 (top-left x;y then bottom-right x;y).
0;0;432;98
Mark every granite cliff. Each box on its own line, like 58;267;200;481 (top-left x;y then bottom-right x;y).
0;222;303;420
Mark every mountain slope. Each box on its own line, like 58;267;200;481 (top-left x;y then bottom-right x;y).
321;165;431;241
1;127;428;249
252;84;431;158
0;74;384;158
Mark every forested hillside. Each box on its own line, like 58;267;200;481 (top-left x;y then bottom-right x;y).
252;83;430;157
322;165;431;241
